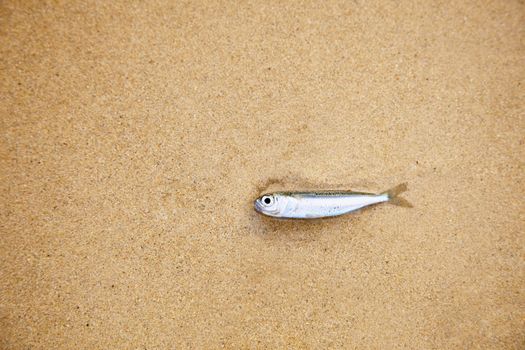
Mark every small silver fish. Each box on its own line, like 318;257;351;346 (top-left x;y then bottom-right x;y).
254;183;411;219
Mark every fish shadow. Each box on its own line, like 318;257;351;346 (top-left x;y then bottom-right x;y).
255;176;379;194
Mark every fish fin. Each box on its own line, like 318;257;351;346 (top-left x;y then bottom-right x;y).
382;182;413;208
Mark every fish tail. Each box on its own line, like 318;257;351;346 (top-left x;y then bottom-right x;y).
382;182;413;208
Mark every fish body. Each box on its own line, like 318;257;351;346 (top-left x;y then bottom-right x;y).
254;183;410;219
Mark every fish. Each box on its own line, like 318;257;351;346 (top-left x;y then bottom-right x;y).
254;183;411;219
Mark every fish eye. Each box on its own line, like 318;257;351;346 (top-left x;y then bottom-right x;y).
262;196;273;205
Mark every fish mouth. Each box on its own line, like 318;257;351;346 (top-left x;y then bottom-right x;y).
254;199;264;213
254;199;281;217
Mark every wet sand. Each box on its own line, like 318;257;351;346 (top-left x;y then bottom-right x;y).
1;1;524;348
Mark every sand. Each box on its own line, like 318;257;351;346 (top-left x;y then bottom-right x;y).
1;1;524;348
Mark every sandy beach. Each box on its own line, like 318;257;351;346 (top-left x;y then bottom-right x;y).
1;1;524;348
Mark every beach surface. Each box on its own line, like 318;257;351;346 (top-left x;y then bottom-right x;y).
1;1;524;348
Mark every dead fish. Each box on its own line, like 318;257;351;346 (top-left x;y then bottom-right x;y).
254;183;411;219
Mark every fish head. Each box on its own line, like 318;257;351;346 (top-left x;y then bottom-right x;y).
254;193;289;217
